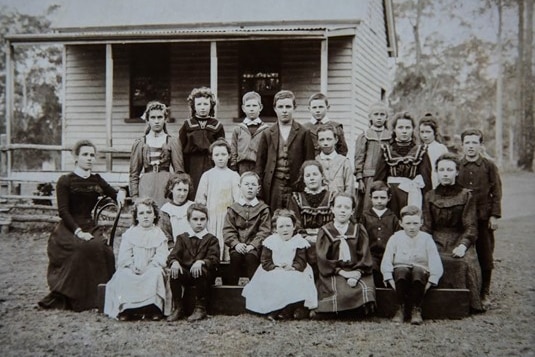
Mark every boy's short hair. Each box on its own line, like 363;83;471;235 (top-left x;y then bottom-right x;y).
400;205;422;219
331;192;357;210
369;180;391;196
273;90;296;108
308;92;329;106
418;113;439;135
272;208;298;227
132;197;160;225
435;152;461;171
165;173;193;199
240;171;260;185
187;203;209;221
242;91;262;105
209;138;231;155
461;128;484;143
316;124;338;138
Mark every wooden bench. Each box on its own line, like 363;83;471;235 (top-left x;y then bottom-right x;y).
97;261;470;319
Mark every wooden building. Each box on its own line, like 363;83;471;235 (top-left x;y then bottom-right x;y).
4;0;397;185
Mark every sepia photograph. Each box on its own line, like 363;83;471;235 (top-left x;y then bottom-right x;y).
0;0;533;356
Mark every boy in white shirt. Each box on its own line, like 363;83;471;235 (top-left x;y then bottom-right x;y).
381;205;443;325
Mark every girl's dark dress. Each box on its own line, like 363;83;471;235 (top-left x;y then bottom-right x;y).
423;183;483;311
38;173;117;312
178;117;225;196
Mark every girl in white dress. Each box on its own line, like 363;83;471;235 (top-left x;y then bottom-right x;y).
242;209;318;320
160;173;194;250
104;198;171;320
195;139;240;261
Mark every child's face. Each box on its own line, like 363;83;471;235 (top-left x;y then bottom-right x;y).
274;98;295;124
275;216;295;241
147;109;166;133
242;99;263;120
419;124;435;145
462;134;482;160
436;159;458;186
400;214;422;238
239;175;260;201
394;118;414;142
303;165;323;192
194;97;211;118
189;210;208;233
137;203;155;228
370;190;389;210
331;196;354;224
308;99;329;121
212;145;229;168
317;130;337;154
172;182;189;205
370;110;387;128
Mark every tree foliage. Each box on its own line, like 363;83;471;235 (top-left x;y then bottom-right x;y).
0;5;62;170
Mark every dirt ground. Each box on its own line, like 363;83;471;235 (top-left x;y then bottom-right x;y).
1;172;534;357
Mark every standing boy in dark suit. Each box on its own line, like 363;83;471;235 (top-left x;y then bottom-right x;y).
256;90;315;211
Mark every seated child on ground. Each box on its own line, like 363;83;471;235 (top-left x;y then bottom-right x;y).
167;203;220;322
360;181;400;286
160;173;195;250
104;198;171;321
242;209;318;320
223;171;271;285
315;192;376;315
381;205;443;325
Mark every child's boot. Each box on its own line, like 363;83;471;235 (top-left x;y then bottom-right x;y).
188;296;207;322
167;298;184;322
410;306;423;325
481;270;492;310
392;305;404;323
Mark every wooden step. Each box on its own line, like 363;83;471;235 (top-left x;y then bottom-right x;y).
97;284;469;319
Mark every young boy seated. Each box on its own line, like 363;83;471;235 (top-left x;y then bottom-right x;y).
167;203;220;322
380;205;443;325
223;171;271;285
315;125;354;194
361;181;400;286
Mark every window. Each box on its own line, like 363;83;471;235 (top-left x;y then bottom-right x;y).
129;44;170;121
238;41;281;121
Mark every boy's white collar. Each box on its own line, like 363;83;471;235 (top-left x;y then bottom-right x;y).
186;228;210;239
310;117;330;125
238;197;259;207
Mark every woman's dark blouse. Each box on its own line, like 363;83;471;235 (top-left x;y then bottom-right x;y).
56;173;117;233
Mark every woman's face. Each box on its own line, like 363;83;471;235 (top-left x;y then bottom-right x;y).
276;216;295;241
394;118;414;142
303;165;323;192
76;146;96;171
147;109;166;133
436;159;458;186
172;182;189;205
419;124;436;145
137;203;155;228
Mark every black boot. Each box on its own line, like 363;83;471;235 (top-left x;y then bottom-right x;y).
392;305;404;323
410;306;423;325
481;270;492;310
167;299;184;322
187;295;207;322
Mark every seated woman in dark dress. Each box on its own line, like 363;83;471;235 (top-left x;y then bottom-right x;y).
38;140;126;312
422;153;483;312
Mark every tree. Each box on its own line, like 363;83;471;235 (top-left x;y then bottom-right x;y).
0;5;62;170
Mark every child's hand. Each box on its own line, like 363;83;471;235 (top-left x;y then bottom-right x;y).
235;243;247;254
347;278;358;288
425;281;432;292
190;260;204;278
245;245;255;253
339;270;361;280
77;231;94;241
489;216;499;230
170;261;183;279
452;244;467;258
304;235;317;244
